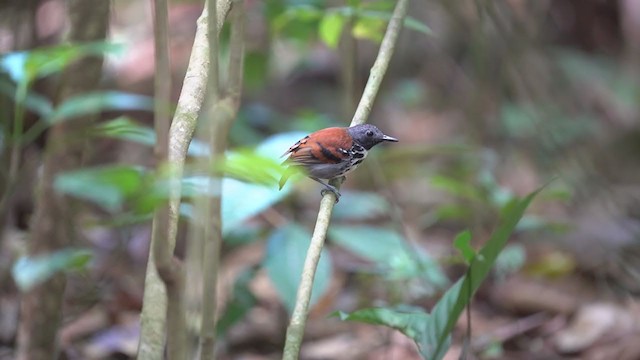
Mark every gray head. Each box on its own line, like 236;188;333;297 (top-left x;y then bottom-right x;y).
347;124;398;150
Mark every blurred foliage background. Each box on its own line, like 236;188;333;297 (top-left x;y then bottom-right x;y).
2;0;640;359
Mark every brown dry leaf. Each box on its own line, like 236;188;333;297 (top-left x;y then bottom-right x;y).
491;275;582;315
368;330;424;360
60;305;110;347
301;333;378;360
555;302;639;354
82;313;139;359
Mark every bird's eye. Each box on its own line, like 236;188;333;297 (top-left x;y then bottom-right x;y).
366;130;374;137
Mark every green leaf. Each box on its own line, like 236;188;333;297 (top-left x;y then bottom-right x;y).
93;117;212;159
272;5;323;40
355;10;432;36
319;12;346;48
332;189;540;359
329;225;447;286
93;117;157;146
221;178;291;234
329;225;405;264
333;306;430;340
352;17;386;42
218;150;283;186
263;225;332;313
0;42;123;84
12;248;92;291
331;191;390;220
453;230;475;263
54;165;144;212
420;189;541;360
48;91;154;124
404;17;432;35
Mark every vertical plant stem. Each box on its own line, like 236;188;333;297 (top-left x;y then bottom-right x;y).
350;0;408;127
199;2;245;358
282;1;409;359
340;11;357;117
138;1;233;358
0;80;28;238
148;0;190;358
199;0;221;357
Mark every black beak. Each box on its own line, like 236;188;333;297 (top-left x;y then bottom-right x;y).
382;134;398;142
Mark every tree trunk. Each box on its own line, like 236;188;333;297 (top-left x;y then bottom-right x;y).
16;1;110;359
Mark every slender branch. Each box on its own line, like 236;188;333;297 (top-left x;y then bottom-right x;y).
200;2;245;358
350;1;407;127
199;0;221;357
340;10;357;117
0;80;27;238
149;0;190;358
281;1;409;358
138;1;233;359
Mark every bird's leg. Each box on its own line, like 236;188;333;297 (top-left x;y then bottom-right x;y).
310;177;341;202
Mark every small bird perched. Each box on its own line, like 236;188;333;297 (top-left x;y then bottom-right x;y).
279;124;398;199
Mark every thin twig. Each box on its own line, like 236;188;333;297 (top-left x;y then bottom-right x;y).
281;1;409;358
340;9;357;117
199;0;222;357
199;1;245;358
0;81;28;233
148;0;189;358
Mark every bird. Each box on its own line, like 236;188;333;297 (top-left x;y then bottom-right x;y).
279;124;398;200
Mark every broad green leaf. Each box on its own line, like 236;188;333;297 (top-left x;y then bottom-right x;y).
93;117;156;146
181;132;307;233
272;5;323;40
329;225;447;286
334;306;430;340
92;117;207;158
332;189;540;359
48;91;154;124
54;165;144;212
352;17;385;42
218;150;283;186
331;191;390;220
12;248;92;291
0;42;122;84
221;178;291;234
319;12;346;48
329;225;405;264
263;225;332;313
18;92;154;145
420;189;541;360
220;131;306;233
452;230;475;263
